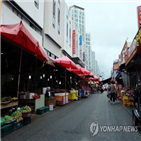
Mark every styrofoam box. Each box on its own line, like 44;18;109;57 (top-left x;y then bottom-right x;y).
20;95;26;99
55;93;65;96
26;93;35;99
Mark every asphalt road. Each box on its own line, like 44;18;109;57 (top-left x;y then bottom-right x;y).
2;92;141;141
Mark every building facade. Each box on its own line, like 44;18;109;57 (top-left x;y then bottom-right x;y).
69;5;86;63
95;60;100;77
1;0;44;44
85;32;92;71
44;0;65;59
92;51;96;74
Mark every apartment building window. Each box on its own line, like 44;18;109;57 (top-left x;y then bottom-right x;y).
75;10;78;13
79;16;81;19
58;0;60;34
34;0;39;9
52;0;56;28
79;11;81;15
79;24;81;27
75;23;78;26
58;0;60;9
79;20;81;23
66;16;68;42
75;19;78;22
75;14;78;18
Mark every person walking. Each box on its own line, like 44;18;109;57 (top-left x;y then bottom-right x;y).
107;82;111;102
115;81;119;103
110;81;116;104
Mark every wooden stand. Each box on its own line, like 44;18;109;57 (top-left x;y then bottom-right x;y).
1;101;18;110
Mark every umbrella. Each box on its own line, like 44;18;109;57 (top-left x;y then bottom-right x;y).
55;56;77;69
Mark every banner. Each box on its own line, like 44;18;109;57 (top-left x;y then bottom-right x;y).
72;30;76;54
79;35;82;45
137;6;141;29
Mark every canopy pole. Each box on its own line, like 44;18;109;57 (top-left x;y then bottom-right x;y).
65;68;67;105
17;48;23;96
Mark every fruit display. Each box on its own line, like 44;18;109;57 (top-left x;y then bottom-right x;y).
32;94;40;99
1;97;13;102
20;105;32;113
1;97;18;102
11;110;23;122
3;115;13;123
12;97;18;101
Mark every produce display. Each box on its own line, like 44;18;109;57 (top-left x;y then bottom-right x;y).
1;106;32;125
3;115;13;123
11;110;23;122
20;105;32;113
32;94;40;99
1;97;18;102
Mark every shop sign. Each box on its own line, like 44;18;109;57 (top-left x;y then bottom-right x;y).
137;6;141;29
72;30;76;54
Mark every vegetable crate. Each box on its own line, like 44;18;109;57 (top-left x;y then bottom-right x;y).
128;102;134;107
13;121;23;130
1;123;13;137
122;96;128;101
128;97;134;102
123;101;129;106
23;117;31;125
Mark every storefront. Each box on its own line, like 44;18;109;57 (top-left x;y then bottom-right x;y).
1;21;49;115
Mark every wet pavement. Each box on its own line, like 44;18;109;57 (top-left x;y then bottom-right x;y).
2;92;141;141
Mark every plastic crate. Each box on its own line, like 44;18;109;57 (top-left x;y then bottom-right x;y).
23;117;31;125
22;112;31;118
128;97;134;102
44;106;49;113
123;101;129;106
36;107;44;115
75;92;78;97
68;93;76;100
128;102;134;107
122;96;128;101
1;123;13;137
13;121;23;131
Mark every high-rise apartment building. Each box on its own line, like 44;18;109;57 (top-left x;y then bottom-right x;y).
85;32;92;71
69;5;86;62
92;51;96;74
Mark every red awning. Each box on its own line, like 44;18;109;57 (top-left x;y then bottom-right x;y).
0;21;49;61
55;56;77;69
80;68;91;74
69;66;84;75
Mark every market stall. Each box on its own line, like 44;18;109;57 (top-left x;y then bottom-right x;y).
1;22;49;117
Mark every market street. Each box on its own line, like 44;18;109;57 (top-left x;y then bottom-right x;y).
2;92;141;141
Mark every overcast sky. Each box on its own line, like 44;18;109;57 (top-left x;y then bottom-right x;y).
66;0;140;79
